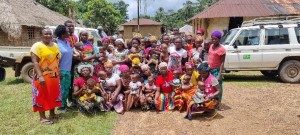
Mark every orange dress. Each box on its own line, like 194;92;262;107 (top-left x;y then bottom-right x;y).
174;85;197;111
31;42;62;112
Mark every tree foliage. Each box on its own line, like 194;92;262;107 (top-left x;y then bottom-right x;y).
36;0;76;18
113;0;129;24
82;0;122;35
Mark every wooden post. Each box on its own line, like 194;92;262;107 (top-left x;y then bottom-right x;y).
137;0;140;32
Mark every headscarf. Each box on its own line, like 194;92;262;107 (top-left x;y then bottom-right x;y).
197;28;206;34
158;62;168;69
119;65;129;73
211;30;222;39
197;62;210;71
149;36;157;41
77;64;94;76
115;38;125;45
185;62;193;69
141;64;150;71
104;61;113;68
102;36;110;42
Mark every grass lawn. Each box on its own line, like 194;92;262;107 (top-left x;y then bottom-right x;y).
0;68;116;134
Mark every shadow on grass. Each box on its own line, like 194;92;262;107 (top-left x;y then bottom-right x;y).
223;74;281;83
5;78;25;85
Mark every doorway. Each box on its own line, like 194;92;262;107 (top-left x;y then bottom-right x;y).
228;17;243;30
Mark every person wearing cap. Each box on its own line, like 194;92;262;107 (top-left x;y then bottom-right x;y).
209;30;226;110
196;28;205;36
73;64;105;113
185;62;221;120
154;62;174;111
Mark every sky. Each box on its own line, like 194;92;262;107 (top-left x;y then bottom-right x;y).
108;0;198;20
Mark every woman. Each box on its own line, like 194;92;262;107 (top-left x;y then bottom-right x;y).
31;28;61;125
208;30;226;110
103;62;124;114
174;63;198;112
140;64;154;84
102;36;110;49
154;62;174;111
112;38;129;75
55;25;73;112
185;62;221;120
73;64;105;113
73;31;97;79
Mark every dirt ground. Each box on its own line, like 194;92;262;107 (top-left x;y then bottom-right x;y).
112;73;300;135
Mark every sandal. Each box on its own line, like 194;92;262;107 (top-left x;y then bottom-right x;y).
40;119;53;125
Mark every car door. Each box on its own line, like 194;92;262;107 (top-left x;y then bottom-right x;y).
226;28;262;69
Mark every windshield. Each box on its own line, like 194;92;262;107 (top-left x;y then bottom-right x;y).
220;29;239;45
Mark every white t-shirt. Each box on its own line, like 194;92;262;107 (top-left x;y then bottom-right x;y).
129;81;142;94
168;48;187;70
106;73;120;87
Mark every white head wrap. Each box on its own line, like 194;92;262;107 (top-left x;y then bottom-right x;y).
77;64;94;76
158;62;168;69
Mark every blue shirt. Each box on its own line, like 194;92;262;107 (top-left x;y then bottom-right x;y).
57;38;73;71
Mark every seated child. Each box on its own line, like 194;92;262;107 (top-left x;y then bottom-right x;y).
127;74;142;110
98;71;112;107
159;43;169;63
107;45;115;62
79;78;105;112
128;47;141;67
141;76;156;110
73;42;83;61
147;53;159;70
170;70;181;102
192;81;206;107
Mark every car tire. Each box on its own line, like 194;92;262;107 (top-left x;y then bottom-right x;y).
278;60;300;83
21;62;34;83
0;67;6;81
260;70;278;77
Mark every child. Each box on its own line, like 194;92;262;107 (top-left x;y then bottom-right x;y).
170;70;181;103
127;74;142;110
147;53;159;70
192;81;206;106
200;39;211;62
185;35;194;62
98;71;109;102
106;45;115;62
181;75;193;90
95;46;107;63
73;42;84;61
159;43;169;63
128;47;141;67
141;76;156;110
79;78;104;112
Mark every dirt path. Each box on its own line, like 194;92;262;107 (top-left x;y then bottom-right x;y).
112;75;300;135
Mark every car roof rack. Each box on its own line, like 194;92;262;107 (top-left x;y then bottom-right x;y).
242;16;300;27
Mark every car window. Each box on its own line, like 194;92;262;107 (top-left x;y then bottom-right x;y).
235;29;260;46
294;27;300;43
220;29;239;45
265;28;289;45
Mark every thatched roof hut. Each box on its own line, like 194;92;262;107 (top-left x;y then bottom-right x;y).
0;0;81;46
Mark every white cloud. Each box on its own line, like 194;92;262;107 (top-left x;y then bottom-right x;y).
108;0;198;20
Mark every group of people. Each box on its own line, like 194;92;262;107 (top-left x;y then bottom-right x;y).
30;20;226;125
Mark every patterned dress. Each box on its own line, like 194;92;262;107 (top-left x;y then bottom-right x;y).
31;42;62;112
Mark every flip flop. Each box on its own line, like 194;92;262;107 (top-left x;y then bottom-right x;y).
40;119;53;125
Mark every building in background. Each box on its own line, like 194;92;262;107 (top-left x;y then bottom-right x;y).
121;19;162;39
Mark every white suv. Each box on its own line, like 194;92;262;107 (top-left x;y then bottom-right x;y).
220;16;300;83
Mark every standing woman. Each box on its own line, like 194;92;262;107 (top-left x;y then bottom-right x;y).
154;62;174;111
55;25;73;112
31;28;61;125
208;30;226;110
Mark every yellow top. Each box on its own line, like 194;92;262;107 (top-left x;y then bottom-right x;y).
180;71;200;86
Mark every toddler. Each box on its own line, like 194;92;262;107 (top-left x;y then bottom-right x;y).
141;76;156;110
95;46;107;63
192;81;206;106
73;42;84;60
128;74;142;110
147;53;159;70
79;78;100;112
170;70;181;102
159;43;169;63
128;47;141;67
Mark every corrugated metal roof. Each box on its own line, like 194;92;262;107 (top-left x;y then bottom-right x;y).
122;19;162;26
188;0;300;21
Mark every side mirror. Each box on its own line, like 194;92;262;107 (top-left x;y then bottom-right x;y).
233;40;239;49
0;67;6;82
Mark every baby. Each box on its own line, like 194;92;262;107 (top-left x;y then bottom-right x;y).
141;76;157;110
95;46;107;63
98;71;111;106
107;45;115;62
170;70;181;100
159;43;169;63
79;78;98;112
147;53;159;70
73;42;84;60
181;75;193;91
129;74;142;108
128;47;141;67
192;81;206;107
